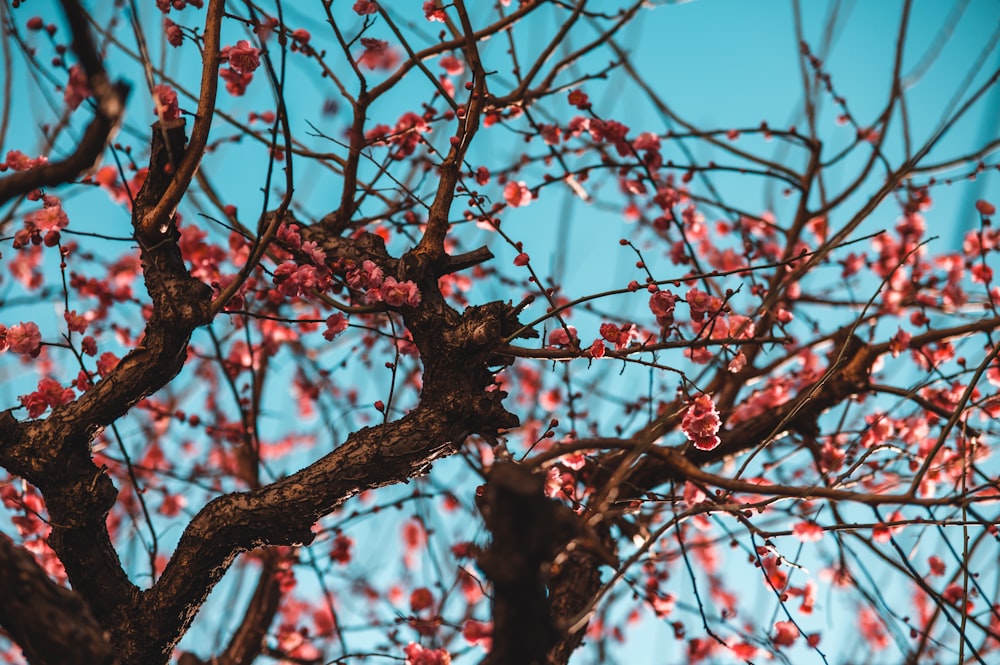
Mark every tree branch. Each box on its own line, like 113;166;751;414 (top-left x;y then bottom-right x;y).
0;535;117;665
0;0;127;206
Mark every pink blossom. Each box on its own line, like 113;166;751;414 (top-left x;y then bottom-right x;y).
727;351;747;373
153;85;180;121
423;2;447;22
25;203;68;232
273;262;328;298
164;18;183;47
81;336;97;356
4;150;47;171
96;352;120;377
410;587;434;612
389;112;429;158
725;315;755;340
156;0;203;12
792;521;823;542
462;620;492;650
358;38;399;71
683;481;706;505
158;492;187;517
440;55;464;75
403;642;451;665
380;277;421;307
686;287;712;322
346;260;384;291
64;311;88;334
276;222;303;250
220;67;253;95
859;608;890;650
599;322;636;350
589;119;631;156
540;124;561;145
6;322;42;356
19;377;74;418
942;583;967;607
354;0;378;14
227;40;261;74
632;131;661;151
649;290;676;326
504;181;531;208
548;326;577;347
64;65;91;110
300;240;326;265
649;592;675;617
567;89;590;109
772;620;799;647
330;534;353;564
681;393;721;451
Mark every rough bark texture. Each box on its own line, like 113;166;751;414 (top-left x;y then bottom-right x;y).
0;535;117;665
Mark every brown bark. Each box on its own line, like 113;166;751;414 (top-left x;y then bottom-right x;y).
0;535;117;665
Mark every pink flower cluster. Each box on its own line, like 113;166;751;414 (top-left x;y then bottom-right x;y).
17;194;69;248
1;150;48;172
358;38;399;71
220;41;260;95
64;65;91;111
503;180;532;208
323;313;349;341
403;642;451;665
548;325;578;347
226;40;260;74
423;1;447;21
649;289;676;327
681;393;722;451
273;262;329;298
686;287;720;323
20;377;74;418
365;112;431;159
345;260;421;307
153;85;180;121
599;322;636;350
1;322;42;357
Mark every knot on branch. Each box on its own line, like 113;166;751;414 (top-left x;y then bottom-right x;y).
44;467;117;527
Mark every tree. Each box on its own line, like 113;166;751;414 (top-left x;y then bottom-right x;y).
1;0;999;663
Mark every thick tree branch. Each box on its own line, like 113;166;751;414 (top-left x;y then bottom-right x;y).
0;535;117;665
0;116;213;663
216;549;282;665
476;463;582;665
131;292;524;663
138;0;225;236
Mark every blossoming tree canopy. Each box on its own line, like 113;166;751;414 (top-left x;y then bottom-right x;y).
1;1;999;664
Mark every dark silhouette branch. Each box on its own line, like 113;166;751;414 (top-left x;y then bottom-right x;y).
0;0;127;206
0;535;117;665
